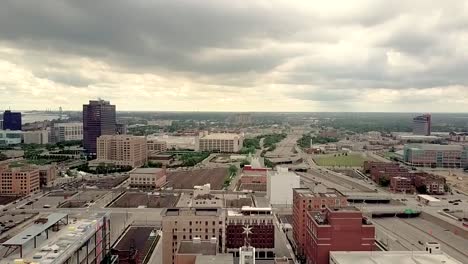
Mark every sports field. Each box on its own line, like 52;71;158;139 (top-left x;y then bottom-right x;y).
313;153;367;167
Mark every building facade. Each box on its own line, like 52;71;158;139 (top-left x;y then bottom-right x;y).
147;139;168;153
197;132;244;153
413;114;431;136
96;135;147;168
52;122;83;143
226;207;275;258
0;165;40;195
161;208;226;264
0;130;22;145
3;110;22;131
267;167;300;205
23;130;50;145
39;164;57;187
404;144;468;168
129;167;166;189
292;188;348;258
305;207;375;264
83;100;116;155
389;176;414;193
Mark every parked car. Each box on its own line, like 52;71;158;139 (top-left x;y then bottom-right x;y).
443;208;450;212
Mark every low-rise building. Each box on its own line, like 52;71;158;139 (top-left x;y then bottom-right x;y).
95;135;147;168
129;167;166;189
267;167;300;205
0;130;22;145
414;173;445;194
39;164;57;187
404;144;468;168
147;135;197;150
147;139;168;152
52;122;83;143
0;213;111;264
197;132;244;153
292;188;348;258
161;208;226;264
23;129;50;145
226;206;275;258
306;207;375;264
389;176;414;193
175;239;233;264
0;165;40;195
449;132;468;142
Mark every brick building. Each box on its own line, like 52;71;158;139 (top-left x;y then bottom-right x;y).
0;165;40;195
389;176;414;193
414;172;445;194
161;208;225;264
305;207;375;264
226;206;275;259
292;187;348;259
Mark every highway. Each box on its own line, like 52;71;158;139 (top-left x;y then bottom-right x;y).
372;217;468;263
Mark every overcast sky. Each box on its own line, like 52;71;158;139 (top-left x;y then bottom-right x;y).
1;0;468;112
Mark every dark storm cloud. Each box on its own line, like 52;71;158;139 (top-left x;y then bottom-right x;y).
0;0;302;76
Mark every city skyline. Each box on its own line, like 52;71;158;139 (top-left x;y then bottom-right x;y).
1;1;468;112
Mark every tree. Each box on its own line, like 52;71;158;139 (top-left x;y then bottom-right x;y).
228;165;238;177
416;185;427;194
0;153;7;161
379;177;390;187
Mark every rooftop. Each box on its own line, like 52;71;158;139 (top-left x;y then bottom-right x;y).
295;187;344;198
130;167;164;174
407;144;464;151
163;208;221;217
330;251;462;264
178;240;217;256
1;213;109;264
195;254;234;264
200;133;242;140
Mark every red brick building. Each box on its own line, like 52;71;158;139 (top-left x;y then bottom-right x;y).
389;177;414;193
305;207;375;264
292;188;348;259
414;173;445;194
226;207;275;259
364;161;446;194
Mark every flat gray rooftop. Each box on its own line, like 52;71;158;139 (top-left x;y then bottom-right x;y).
330;251;462;264
178;240;217;255
2;213;68;246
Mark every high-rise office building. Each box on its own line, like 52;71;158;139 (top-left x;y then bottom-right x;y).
413;114;431;136
3;110;22;131
83;100;116;155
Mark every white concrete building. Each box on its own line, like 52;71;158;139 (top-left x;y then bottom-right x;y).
23;129;50;145
129;167;166;189
52;122;83;142
147;135;196;150
267;166;300;205
197;132;244;153
0;130;22;145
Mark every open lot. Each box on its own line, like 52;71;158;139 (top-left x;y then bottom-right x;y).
166;168;228;189
109;192;179;208
313;153;368;167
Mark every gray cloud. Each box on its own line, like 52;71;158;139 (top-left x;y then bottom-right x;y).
0;1;467;111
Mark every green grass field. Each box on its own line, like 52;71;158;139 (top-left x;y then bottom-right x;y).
313;153;367;167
